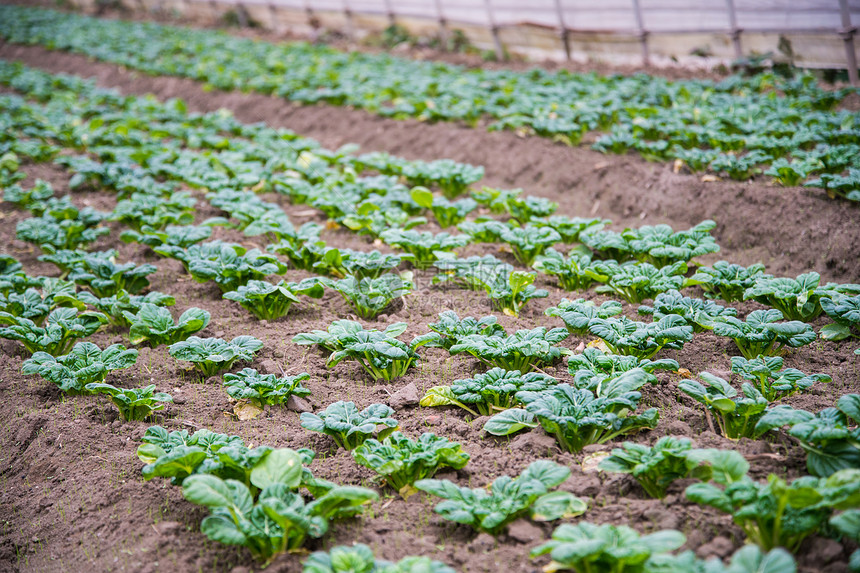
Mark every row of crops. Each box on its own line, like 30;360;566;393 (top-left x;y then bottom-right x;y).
1;54;860;572
1;4;860;202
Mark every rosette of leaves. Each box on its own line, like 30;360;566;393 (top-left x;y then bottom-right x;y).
755;394;860;477
186;243;289;292
398;158;484;199
85;383;173;421
587;260;690;304
421;367;558;416
323;273;412;320
223;278;324;320
449;326;570;373
545;298;623;336
67;251;157;297
692;261;769;302
181;472;377;567
341;203;427;239
156;240;241;271
300;401;398;450
806;168;860;202
352;431;470;495
730;355;830;401
597;438;749;499
169;335;264;378
486;270;548;317
414;460;586;535
566;347;679;391
410;186;477;228
123;303;210;346
22;341;138;394
531;522;687;572
339;249;405;279
110;191;196;231
223;368;311;409
410;310;504;351
587;314;693;360
685;468;860;552
3;178;53;210
432;254;511;291
579;229;635;262
638;289;738;332
742;272;857;322
37;249;89;278
457;219;510;243
16;197;109;251
293;320;408;354
679;373;769;439
711;309;816;359
120;224;213;249
533;248;602;291
470;187;522;214
530;215;608;243
76;290;175;327
0;307;107;356
498;225;561;266
624;220;720;267
484;370;659;452
504;195;559;224
819;294;860;343
0;278;77;325
304;544;456;573
327;330;421;381
379;229;470;268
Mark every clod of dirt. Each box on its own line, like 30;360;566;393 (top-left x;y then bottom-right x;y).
388;382;419;410
286;395;313;413
507;519;543;544
510;431;559;456
695;536;735;559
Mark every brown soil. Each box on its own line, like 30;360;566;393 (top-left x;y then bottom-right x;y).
0;41;859;573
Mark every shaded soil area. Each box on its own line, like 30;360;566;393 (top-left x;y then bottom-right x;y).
0;45;859;573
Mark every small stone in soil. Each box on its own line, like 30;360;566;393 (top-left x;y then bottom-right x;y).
425;415;442;425
507;519;542;544
695;536;735;559
287;395;313;413
388;382;419;410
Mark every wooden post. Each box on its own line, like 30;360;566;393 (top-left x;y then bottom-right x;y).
304;0;316;31
484;0;504;61
553;0;571;61
343;0;356;41
724;0;742;59
630;0;649;66
434;0;448;50
838;0;858;86
383;0;396;27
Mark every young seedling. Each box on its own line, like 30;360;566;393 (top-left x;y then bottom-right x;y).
300;401;398;450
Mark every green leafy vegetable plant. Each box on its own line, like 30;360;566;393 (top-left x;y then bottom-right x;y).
293;320;408;354
819;294;860;343
625;220;720;267
484;369;659;452
530;215;608;243
410;310;504;350
711;309;816;358
323;273;412;320
533;249;601;291
223;368;311;409
566;347;679;391
352;431;470;495
327;330;422;381
22;341;138;394
121;224;213;249
77;290;175;327
457;218;510;243
379;229;470;268
414;460;585;535
420;368;558;416
730;355;830;401
829;510;860;571
587;314;693;359
679;373;768;439
743;272;859;321
85;383;173;420
588;261;690;304
339;249;405;279
303;544;456;573
223;278;324;320
449;326;569;372
692;261;769;302
301;401;398;450
410;186;477;228
186;243;289;292
638;289;738;332
168;335;264;378
67;251;157;297
685;468;860;552
755;394;860;477
504;195;559;224
0;307;107;356
498;225;561;266
124;303;210;346
545;298;623;336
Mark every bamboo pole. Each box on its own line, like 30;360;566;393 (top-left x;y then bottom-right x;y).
554;0;571;61
484;0;504;61
724;0;742;59
630;0;649;65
